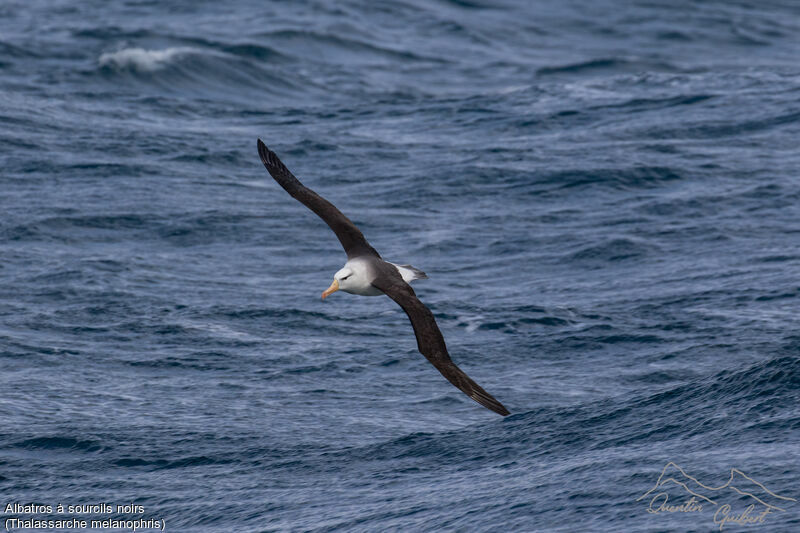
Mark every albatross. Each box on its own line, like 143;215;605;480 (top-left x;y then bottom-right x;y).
257;139;510;416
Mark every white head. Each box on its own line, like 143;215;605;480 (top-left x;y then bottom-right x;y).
321;266;355;299
321;259;378;299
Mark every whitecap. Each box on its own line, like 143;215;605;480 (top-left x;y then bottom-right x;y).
98;47;196;72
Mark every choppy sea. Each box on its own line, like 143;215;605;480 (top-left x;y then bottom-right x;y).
2;1;799;531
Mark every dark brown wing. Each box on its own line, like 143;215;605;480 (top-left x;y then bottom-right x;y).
257;139;380;259
371;266;510;416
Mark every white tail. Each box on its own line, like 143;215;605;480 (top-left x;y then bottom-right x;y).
390;262;428;284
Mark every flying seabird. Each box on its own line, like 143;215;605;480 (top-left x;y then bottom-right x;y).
257;139;510;416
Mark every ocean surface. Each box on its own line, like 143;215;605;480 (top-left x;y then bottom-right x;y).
2;0;799;531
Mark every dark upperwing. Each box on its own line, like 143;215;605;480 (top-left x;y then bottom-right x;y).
257;139;380;259
371;265;511;416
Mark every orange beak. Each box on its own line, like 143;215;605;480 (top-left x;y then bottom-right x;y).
321;279;339;300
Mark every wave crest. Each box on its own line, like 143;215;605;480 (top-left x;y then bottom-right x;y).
98;47;196;72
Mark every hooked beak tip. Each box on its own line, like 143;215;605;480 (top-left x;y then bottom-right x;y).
321;279;339;300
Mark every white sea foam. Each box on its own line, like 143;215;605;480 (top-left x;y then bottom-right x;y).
98;47;195;72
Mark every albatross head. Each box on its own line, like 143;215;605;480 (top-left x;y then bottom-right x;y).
322;259;382;298
322;259;381;299
321;267;354;299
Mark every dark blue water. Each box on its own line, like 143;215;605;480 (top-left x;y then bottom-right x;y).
2;1;799;531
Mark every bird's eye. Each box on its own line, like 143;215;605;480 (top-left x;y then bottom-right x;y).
341;275;350;280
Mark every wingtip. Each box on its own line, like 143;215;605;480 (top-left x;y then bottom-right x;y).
257;138;272;167
483;397;511;417
469;387;511;416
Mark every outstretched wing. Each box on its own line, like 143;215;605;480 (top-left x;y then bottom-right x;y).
257;139;380;259
371;267;510;416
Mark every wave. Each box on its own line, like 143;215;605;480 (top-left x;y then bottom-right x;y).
12;436;104;453
98;47;197;72
115;455;233;469
324;356;800;466
94;45;302;101
565;166;683;189
536;57;680;77
646;110;800;140
0;39;38;61
569;237;660;263
257;29;445;64
12;358;792;474
98;42;291;72
3;212;278;246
